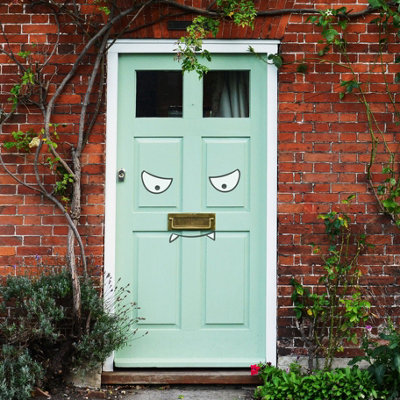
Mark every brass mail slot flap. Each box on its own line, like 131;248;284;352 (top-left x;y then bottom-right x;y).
168;213;216;231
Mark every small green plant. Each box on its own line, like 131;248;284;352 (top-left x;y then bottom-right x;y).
291;200;371;370
253;362;386;400
350;321;400;400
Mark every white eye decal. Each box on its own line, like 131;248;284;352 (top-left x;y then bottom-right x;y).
209;169;240;193
141;171;173;194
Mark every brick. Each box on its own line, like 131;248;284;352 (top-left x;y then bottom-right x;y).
0;247;16;256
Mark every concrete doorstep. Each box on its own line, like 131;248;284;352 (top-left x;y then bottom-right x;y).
121;385;256;400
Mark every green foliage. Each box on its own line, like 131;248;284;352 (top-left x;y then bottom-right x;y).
0;272;70;344
216;0;256;27
248;46;283;69
176;16;218;77
350;321;400;400
93;0;110;16
0;345;44;400
0;270;138;391
54;169;74;198
308;3;400;230
339;80;361;100
254;363;384;400
177;0;257;76
7;68;35;111
72;276;139;373
307;7;348;56
291;202;370;370
3;130;37;152
3;124;75;203
17;51;31;60
377;164;400;227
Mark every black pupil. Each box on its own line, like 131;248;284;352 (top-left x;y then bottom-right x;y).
155;185;160;191
221;183;227;189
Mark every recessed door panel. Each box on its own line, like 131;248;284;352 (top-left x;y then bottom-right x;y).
204;233;249;325
135;233;181;326
204;137;249;208
135;137;182;209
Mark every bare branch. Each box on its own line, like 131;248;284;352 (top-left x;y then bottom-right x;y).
40;11;61;72
83;57;105;149
44;0;154;147
107;0;152;47
0;145;43;195
76;31;109;157
157;0;374;19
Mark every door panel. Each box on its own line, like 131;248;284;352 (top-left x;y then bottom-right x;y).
115;53;267;367
135;138;182;208
204;137;249;207
135;232;181;326
204;233;249;325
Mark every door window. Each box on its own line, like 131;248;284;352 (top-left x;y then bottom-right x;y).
203;70;249;118
136;70;183;117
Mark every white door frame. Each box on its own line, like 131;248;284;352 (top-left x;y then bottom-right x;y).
104;39;278;371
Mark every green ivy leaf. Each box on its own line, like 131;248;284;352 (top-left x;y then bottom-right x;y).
267;54;283;69
297;63;308;73
324;28;339;42
369;0;383;8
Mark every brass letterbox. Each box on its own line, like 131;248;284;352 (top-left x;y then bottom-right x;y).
168;213;216;231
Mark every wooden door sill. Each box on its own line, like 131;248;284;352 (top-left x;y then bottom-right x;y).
101;368;261;385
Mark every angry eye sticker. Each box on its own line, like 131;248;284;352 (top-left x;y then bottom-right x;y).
209;169;240;192
141;171;173;194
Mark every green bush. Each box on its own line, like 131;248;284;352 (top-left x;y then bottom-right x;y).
350;321;400;400
254;363;386;400
0;345;43;400
0;270;137;396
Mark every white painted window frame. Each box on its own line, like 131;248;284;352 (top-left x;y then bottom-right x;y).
104;39;278;371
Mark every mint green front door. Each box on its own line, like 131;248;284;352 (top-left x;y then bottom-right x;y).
115;53;268;367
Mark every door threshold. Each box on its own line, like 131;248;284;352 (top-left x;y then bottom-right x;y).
101;368;261;385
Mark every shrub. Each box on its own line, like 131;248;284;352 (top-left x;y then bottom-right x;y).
72;277;138;373
350;321;400;400
0;270;137;396
0;345;43;400
254;363;386;400
291;204;371;370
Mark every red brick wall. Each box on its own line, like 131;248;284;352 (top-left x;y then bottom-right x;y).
277;1;400;357
0;0;398;357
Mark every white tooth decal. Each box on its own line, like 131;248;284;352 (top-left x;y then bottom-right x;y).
169;232;216;242
169;233;179;243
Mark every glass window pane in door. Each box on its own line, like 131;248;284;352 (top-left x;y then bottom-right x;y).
136;71;183;117
203;71;249;118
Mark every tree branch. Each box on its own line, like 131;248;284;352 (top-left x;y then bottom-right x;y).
0;145;43;195
76;32;109;157
156;0;374;19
